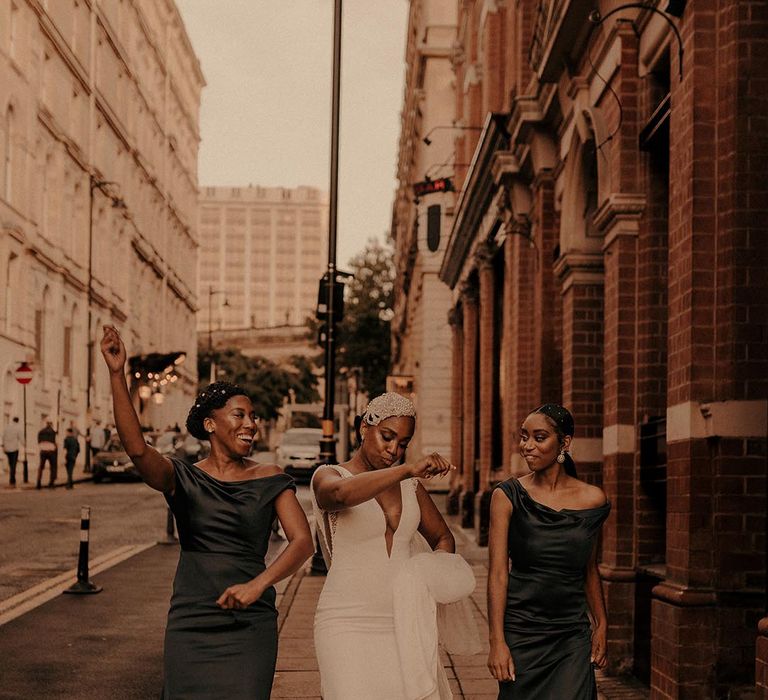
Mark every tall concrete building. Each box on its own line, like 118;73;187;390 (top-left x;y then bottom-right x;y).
0;1;204;437
390;0;457;464
197;185;328;335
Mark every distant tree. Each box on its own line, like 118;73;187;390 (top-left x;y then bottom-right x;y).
309;238;394;398
198;350;319;420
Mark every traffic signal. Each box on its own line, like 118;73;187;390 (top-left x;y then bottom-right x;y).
315;272;347;321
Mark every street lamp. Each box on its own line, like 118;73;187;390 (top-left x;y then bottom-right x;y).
207;286;229;353
85;175;125;473
421;124;482;146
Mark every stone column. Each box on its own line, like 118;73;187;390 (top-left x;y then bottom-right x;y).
475;243;495;545
460;282;479;529
446;305;463;516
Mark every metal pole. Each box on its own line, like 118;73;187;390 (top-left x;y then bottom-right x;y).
84;177;95;474
208;285;213;353
319;0;342;467
22;383;28;483
312;0;343;577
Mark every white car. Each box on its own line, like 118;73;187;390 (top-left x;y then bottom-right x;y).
276;428;323;482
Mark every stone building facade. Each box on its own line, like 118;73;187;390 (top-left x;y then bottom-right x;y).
197;185;328;335
393;0;768;696
0;1;204;439
390;0;458;462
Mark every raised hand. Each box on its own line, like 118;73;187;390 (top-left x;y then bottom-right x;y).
100;325;127;374
408;452;455;480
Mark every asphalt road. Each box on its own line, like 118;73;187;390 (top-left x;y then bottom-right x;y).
0;480;169;603
0;475;314;605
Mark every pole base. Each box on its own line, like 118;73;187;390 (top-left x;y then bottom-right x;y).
63;580;102;595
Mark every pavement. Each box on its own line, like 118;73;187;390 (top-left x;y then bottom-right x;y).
0;470;650;699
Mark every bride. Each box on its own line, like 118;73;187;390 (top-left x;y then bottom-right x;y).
311;392;471;700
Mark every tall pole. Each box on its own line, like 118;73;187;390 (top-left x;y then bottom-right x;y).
22;383;28;483
208;285;213;353
84;177;95;474
319;0;342;466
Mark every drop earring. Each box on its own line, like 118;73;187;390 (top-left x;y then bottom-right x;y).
557;451;565;464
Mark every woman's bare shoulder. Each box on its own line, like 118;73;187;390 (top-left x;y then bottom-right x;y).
573;479;607;508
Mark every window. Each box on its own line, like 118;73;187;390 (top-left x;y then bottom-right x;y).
4;105;13;202
63;325;72;378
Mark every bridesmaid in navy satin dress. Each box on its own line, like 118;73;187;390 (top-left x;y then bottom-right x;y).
100;325;314;699
487;404;610;699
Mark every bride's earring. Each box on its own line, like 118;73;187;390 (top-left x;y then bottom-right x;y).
557;451;565;464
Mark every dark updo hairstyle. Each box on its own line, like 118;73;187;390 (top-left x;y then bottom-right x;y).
186;382;250;440
530;404;578;478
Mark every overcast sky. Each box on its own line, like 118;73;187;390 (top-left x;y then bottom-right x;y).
175;0;409;268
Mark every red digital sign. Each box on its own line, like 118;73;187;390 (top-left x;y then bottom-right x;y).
413;178;453;198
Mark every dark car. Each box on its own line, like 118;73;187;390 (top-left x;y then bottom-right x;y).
92;436;141;483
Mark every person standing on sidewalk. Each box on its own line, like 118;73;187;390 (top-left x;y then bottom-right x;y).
63;427;80;489
311;393;473;700
36;418;58;489
2;417;22;487
487;404;610;699
87;418;106;472
100;325;314;700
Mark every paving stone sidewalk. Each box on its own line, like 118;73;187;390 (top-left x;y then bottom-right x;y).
271;498;650;699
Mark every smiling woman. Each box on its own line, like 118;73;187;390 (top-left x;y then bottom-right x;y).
99;326;314;699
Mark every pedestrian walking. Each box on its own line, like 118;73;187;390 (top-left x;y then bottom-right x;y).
88;418;106;471
63;428;80;489
36;418;58;489
487;404;610;699
310;392;474;699
100;325;314;699
2;417;22;487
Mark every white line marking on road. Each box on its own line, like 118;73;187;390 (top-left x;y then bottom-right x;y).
0;542;155;627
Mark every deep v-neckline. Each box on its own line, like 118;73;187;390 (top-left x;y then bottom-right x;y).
374;482;404;559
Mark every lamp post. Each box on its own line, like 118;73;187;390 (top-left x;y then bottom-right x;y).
421;124;482;146
85;176;124;473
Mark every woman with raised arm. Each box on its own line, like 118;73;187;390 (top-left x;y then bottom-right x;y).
100;325;314;699
487;404;610;699
311;392;476;700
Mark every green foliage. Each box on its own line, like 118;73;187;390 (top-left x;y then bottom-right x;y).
197;350;319;420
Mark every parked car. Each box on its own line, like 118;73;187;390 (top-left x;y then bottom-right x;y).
276;428;323;482
155;431;209;462
92;436;141;483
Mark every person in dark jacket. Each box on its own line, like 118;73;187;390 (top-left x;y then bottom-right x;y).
63;428;80;489
36;419;58;489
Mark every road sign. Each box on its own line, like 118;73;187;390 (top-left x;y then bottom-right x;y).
413;177;453;198
15;362;32;384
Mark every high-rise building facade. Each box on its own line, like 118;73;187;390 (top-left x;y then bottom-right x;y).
390;0;457;465
197;186;328;334
0;1;204;435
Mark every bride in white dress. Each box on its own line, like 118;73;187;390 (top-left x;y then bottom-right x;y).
310;393;461;700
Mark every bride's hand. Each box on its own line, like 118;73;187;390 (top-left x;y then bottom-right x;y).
407;452;455;480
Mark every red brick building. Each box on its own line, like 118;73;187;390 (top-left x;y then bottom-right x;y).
392;0;767;696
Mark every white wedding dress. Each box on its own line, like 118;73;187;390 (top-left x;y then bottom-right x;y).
311;465;453;700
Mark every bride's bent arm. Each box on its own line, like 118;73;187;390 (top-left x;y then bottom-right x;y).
100;325;175;494
313;463;412;511
313;453;455;512
415;483;455;553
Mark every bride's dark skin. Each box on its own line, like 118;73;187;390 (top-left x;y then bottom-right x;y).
313;415;456;555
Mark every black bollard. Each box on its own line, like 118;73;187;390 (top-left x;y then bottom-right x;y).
157;506;178;545
64;506;102;594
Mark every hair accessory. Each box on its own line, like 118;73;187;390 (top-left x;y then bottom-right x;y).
362;392;416;426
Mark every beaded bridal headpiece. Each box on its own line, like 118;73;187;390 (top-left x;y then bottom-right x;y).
361;392;416;426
